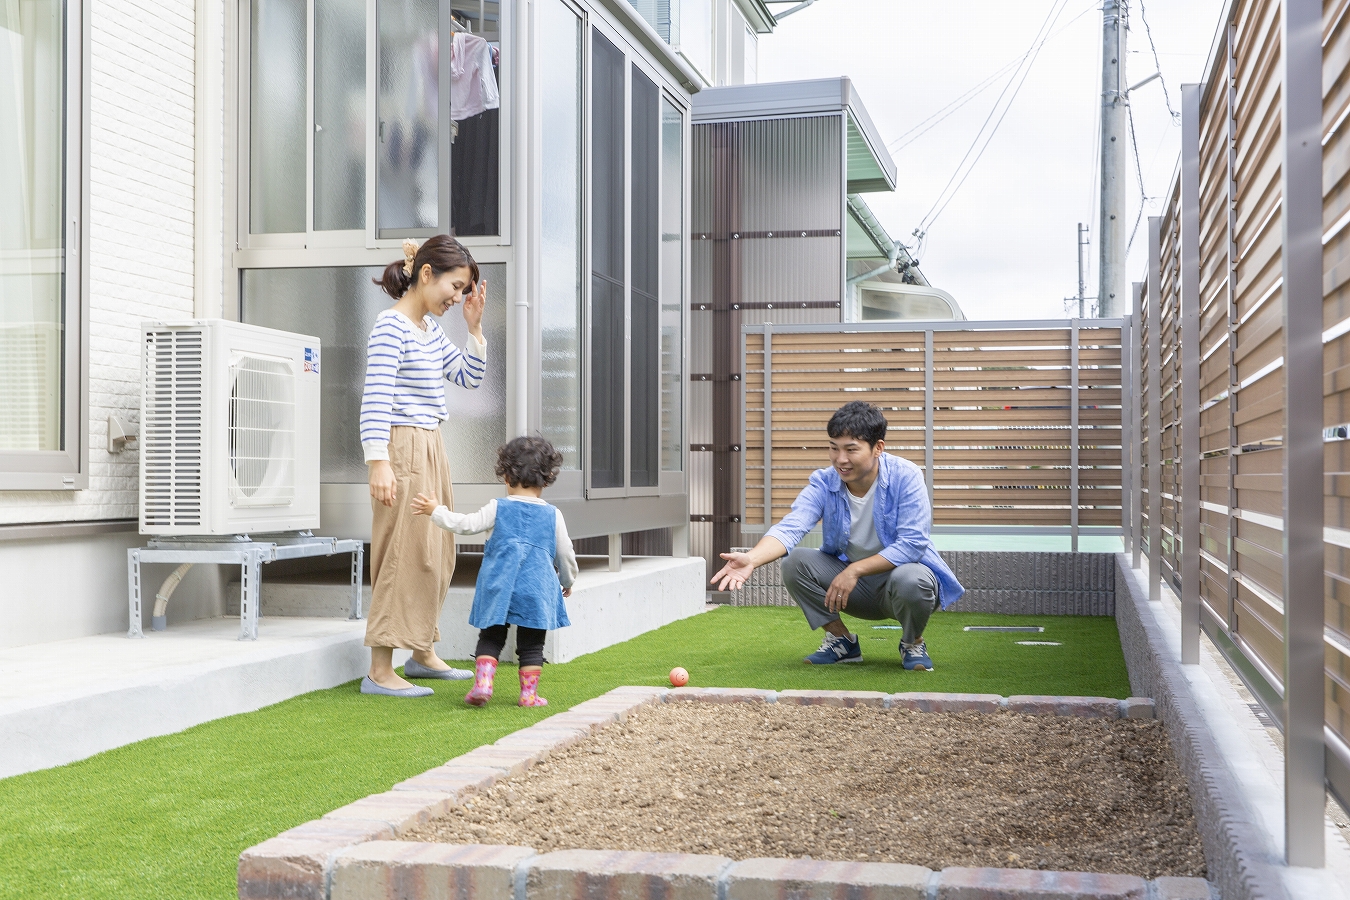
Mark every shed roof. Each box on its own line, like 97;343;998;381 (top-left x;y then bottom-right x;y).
690;77;897;193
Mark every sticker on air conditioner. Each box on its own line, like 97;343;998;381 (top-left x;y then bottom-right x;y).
303;347;320;375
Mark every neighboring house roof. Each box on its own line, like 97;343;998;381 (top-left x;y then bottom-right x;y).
735;0;778;33
690;77;897;193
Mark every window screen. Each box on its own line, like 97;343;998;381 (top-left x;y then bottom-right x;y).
589;31;626;490
630;67;660;488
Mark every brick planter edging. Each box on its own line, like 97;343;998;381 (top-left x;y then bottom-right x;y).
319;846;1214;900
239;685;1190;900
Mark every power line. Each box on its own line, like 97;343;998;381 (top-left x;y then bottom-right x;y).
1136;0;1180;122
916;0;1071;238
1125;101;1151;254
888;64;1019;153
887;0;1099;154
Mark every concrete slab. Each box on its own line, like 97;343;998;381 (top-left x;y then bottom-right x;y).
1;556;706;779
0;616;370;779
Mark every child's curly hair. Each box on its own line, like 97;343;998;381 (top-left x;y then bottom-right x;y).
495;436;563;489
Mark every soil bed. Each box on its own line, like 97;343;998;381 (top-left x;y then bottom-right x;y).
406;702;1205;878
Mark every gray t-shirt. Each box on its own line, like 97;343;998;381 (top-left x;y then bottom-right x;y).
844;480;883;562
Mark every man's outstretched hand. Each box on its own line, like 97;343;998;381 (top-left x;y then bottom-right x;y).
710;551;755;591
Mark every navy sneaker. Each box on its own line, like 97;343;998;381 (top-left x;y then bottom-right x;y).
805;632;862;664
901;640;934;671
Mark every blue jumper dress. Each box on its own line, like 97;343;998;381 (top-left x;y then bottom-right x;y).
468;498;571;631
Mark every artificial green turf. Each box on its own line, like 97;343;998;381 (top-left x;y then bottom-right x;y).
0;606;1129;900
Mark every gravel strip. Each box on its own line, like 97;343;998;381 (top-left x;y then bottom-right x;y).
405;701;1205;878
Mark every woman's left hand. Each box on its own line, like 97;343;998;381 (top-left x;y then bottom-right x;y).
463;278;487;339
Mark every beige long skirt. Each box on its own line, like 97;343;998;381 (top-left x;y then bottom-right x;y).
364;426;457;651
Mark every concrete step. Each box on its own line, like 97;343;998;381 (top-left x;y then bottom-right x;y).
2;556;706;778
227;555;707;664
0;617;370;779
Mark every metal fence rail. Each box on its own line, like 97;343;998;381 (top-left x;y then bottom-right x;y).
742;319;1124;545
1129;0;1348;865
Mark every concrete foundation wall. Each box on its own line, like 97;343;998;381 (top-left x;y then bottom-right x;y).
0;531;230;649
1112;554;1284;900
435;557;707;664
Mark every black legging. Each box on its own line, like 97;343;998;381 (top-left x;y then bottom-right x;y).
474;624;547;668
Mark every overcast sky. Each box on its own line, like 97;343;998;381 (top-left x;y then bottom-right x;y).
756;0;1226;320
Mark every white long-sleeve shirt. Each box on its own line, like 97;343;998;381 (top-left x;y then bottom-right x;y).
360;309;487;463
430;496;578;589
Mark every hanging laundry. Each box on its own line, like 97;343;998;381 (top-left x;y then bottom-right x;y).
451;31;500;121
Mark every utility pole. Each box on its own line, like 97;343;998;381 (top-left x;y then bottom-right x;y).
1077;222;1089;318
1098;0;1127;318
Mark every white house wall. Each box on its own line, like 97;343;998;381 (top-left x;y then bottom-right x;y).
0;0;228;646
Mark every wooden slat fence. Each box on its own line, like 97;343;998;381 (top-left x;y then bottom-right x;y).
1132;0;1350;835
743;321;1124;540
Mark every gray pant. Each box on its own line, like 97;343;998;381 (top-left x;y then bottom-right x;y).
780;547;939;643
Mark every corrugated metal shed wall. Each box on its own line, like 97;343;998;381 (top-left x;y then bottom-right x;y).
690;114;845;582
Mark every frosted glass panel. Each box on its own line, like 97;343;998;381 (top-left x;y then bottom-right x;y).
378;0;440;233
538;0;581;469
251;0;307;234
439;262;507;483
0;0;65;451
660;99;683;472
314;0;366;231
590;31;625;490
242;264;507;484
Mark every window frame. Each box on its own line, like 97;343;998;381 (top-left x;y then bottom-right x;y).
234;0;513;254
582;16;686;500
0;0;90;491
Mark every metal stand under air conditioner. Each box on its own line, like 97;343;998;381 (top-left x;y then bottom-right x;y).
127;533;364;641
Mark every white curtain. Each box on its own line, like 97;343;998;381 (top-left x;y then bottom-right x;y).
0;0;64;451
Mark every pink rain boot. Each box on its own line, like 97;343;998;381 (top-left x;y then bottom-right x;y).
465;657;497;706
518;669;548;707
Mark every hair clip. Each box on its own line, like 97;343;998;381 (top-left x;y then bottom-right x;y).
402;239;420;277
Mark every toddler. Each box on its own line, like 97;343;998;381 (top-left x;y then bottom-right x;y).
411;436;577;707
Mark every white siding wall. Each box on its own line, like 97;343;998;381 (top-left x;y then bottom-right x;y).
0;0;198;526
0;1;229;648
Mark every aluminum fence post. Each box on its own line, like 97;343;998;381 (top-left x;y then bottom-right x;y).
1071;320;1080;552
1121;313;1134;558
1148;218;1163;602
925;330;934;504
1133;282;1144;569
1180;82;1203;665
763;323;773;526
1280;0;1327;867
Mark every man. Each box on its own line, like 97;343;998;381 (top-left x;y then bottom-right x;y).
711;401;963;670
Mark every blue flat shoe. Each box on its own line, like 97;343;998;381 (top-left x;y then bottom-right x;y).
360;676;434;697
403;658;474;680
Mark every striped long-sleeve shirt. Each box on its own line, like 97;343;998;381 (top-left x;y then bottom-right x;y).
360;309;487;462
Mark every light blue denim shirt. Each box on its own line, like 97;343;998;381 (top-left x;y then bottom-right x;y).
765;453;964;608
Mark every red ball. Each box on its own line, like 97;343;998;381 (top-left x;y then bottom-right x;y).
669;667;689;687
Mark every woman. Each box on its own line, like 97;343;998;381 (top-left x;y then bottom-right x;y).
359;236;488;697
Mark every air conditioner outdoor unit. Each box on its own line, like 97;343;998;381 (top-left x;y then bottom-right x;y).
139;319;322;536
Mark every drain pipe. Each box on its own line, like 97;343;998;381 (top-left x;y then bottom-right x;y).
847;245;901;287
151;563;193;631
846;194;905;287
772;0;817;20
